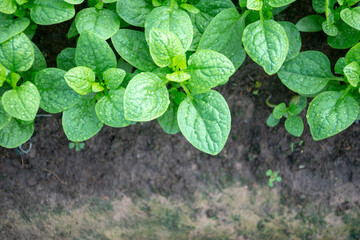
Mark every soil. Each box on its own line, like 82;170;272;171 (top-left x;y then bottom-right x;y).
1;1;360;239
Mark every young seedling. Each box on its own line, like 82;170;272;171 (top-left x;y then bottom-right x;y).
266;95;307;137
69;142;85;151
266;169;282;188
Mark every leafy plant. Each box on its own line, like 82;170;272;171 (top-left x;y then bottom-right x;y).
278;43;360;140
266;95;307;137
69;141;85;151
266;169;282;188
296;0;360;49
0;31;46;148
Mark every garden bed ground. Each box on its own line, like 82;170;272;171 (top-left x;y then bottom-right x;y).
1;1;360;239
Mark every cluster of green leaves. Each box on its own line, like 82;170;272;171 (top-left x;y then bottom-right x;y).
266;95;307;137
278;44;360;140
265;169;282;188
296;0;360;49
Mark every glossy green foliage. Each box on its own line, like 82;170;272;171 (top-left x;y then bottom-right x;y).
30;0;75;25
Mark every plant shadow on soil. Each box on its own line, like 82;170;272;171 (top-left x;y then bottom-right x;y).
0;0;360;239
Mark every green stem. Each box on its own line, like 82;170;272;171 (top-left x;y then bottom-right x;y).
341;84;353;99
329;76;345;82
241;9;251;20
170;0;175;12
265;96;276;108
180;83;192;100
259;9;264;23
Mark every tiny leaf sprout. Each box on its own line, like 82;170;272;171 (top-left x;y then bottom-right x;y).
266;169;282;188
69;142;85;151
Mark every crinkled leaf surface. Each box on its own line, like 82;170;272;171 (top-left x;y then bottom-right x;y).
103;68;126;90
243;20;289;75
21;43;47;82
273;103;286;119
64;66;96;95
344;62;360;87
327;20;360;49
284;116;303;137
2;81;40;121
177;90;231;155
0;0;16;14
111;29;156;72
188;50;235;92
268;0;295;7
62;99;103;142
266;113;280;127
247;0;263;10
307;91;358;140
95;88;130;127
279;21;301;61
0;118;34;148
75;8;120;40
0;18;30;44
145;6;193;51
75;30;117;77
278;51;333;94
57;48;76;71
157;99;180;134
335;57;346;75
64;0;84;4
166;71;191;83
30;0;75;25
340;7;360;31
0;33;34;72
0;101;11;130
149;28;185;68
198;8;246;70
116;0;153;27
346;42;360;65
35;68;81;113
124;72;169;121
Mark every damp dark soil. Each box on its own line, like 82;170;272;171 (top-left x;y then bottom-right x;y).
1;1;360;239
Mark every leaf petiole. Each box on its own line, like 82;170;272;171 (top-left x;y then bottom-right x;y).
180;83;192;100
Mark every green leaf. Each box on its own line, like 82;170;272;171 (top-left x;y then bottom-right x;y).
2;81;40;121
103;68;126;90
64;66;96;95
334;57;346;75
0;0;17;14
63;99;103;142
198;8;246;70
268;0;295;7
346;42;360;65
95;88;130;127
278;21;301;61
307;91;359;140
327;20;360;49
322;21;338;36
35;68;81;113
57;48;76;71
66;20;78;39
266;113;280;127
177;90;231;155
344;61;360;87
284;116;303;137
111;29;157;72
124;72;169;121
149;28;185;68
0;18;30;44
188;49;235;92
75;30;117;77
30;0;75;25
278;51;333;95
64;0;84;4
0;118;34;148
180;3;200;14
75;8;120;40
0;33;34;72
0;63;7;87
295;15;324;32
145;6;193;51
247;0;263;10
21;42;47;82
157;99;180;134
242;20;289;75
273;103;286;119
116;0;153;27
0;101;11;130
340;7;360;31
166;71;191;83
288;95;307;115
